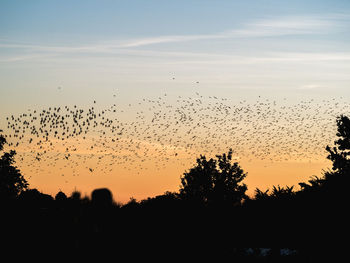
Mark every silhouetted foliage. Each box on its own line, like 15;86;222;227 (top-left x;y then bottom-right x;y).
253;188;270;201
254;185;295;201
298;175;324;191
295;115;350;205
138;191;182;212
0;130;28;200
19;188;54;207
326;114;350;173
0;130;6;151
55;190;67;201
70;190;82;201
179;148;247;206
122;196;140;210
270;185;295;199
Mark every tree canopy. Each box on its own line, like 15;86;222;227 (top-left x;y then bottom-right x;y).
179;149;247;206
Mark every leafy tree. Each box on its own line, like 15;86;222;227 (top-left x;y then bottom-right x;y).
298;115;350;205
0;132;6;151
326;115;350;174
0;130;28;200
179;149;247;206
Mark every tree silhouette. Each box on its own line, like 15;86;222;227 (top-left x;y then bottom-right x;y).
317;115;350;204
295;115;350;201
0;131;6;151
179;149;247;206
0;130;28;200
326;115;350;174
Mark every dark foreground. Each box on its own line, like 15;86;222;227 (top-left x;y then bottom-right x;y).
1;115;350;260
2;185;348;261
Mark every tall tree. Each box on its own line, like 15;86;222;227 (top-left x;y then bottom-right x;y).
326;115;350;174
0;130;28;200
180;149;247;206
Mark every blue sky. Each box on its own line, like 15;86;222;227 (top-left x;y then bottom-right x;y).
1;0;350;113
1;0;349;39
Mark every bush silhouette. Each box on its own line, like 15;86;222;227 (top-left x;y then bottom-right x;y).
19;188;54;208
55;190;67;201
91;188;113;208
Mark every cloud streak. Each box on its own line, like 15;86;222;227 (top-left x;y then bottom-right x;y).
119;14;340;47
0;14;348;64
0;14;344;53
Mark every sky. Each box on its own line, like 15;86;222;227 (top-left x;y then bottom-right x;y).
1;0;350;202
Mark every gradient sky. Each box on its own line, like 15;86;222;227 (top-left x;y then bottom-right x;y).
1;0;350;202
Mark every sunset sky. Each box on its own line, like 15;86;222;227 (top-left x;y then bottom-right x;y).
1;0;350;203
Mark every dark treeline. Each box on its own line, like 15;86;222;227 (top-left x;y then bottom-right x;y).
1;115;350;260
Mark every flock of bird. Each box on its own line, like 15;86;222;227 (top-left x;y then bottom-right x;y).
1;91;349;184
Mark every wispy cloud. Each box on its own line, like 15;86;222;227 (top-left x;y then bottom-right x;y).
162;52;350;67
298;84;326;90
1;14;343;53
0;54;55;62
0;13;348;64
119;14;341;47
118;35;220;48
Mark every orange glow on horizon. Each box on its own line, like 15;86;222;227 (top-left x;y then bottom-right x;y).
2;95;348;203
